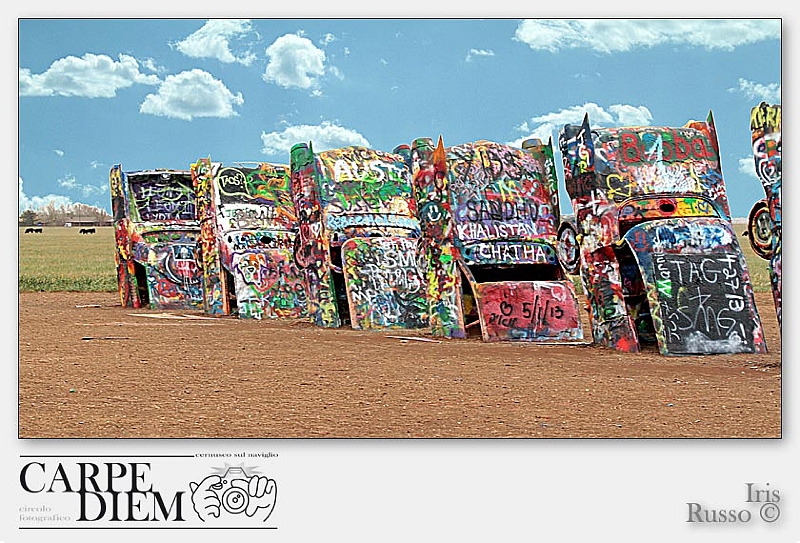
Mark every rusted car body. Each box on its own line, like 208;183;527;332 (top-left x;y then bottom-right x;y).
289;143;428;331
409;137;583;342
558;113;767;355
191;158;307;319
110;165;203;310
745;102;781;329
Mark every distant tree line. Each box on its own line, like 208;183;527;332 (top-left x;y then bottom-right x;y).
18;202;112;227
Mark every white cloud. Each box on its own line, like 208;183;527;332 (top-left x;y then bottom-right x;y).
85;184;108;197
465;48;495;62
54;149;64;157
260;121;370;157
19;53;160;98
139;69;244;121
328;66;345;81
263;34;327;90
19;176;109;216
606;104;654;126
729;78;781;103
57;174;108;199
58;174;77;190
173;19;257;66
320;33;336;47
514;19;781;53
19;176;73;214
572;71;602;80
738;156;758;179
141;57;167;75
509;102;654;147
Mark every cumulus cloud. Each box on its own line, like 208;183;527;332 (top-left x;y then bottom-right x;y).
514;19;781;53
139;69;244;121
19;53;160;98
729;78;781;103
606;104;655;126
173;19;257;66
263;34;327;90
508;102;654;147
19;176;73;214
466;48;495;62
19;176;109;216
261;121;370;157
54;149;64;157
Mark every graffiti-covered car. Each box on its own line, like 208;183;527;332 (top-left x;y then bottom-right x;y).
110;165;203;310
289;143;428;331
409;137;583;342
746;102;781;329
558;113;767;355
191;159;307;320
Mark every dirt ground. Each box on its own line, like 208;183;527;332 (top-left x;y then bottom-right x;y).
17;291;781;439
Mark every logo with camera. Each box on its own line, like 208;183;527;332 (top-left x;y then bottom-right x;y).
189;466;277;523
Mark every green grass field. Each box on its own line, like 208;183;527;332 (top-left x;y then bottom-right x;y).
17;223;774;293
18;226;118;292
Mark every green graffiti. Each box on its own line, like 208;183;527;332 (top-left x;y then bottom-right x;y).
656;278;672;297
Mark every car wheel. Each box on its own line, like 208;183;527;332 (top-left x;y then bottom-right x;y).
746;199;774;259
557;221;581;275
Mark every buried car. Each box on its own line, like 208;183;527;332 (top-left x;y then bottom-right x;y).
191;158;307;320
110;165;204;310
408;136;583;342
745;101;781;330
558;113;767;355
289;143;428;331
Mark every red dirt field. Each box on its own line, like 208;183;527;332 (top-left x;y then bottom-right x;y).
18;291;781;439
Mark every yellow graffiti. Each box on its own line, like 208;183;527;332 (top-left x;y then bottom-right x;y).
675;197;712;216
750;103;781;132
686;162;707;193
577;147;592;173
605;173;634;200
109;166;123;198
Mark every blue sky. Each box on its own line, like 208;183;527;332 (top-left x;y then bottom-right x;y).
18;18;781;218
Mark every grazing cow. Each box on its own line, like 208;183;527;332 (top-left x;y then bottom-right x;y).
24;228;34;234
79;227;96;234
35;228;42;233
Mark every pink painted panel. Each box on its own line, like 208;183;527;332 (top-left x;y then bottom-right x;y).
472;281;583;342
